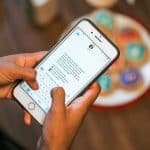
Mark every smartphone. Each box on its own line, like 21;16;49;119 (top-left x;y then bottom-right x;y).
13;19;119;124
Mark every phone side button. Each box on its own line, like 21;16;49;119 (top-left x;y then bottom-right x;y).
28;102;35;110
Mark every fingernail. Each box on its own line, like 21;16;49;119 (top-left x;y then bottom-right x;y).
25;115;31;126
33;82;39;90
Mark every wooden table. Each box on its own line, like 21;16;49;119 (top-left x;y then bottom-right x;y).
0;0;149;149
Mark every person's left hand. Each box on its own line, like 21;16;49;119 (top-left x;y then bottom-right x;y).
0;51;47;123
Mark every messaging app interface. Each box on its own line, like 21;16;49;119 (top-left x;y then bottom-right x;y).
21;27;111;113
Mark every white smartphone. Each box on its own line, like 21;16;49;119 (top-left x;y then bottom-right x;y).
13;19;119;125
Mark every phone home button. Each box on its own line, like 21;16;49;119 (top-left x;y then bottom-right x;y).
28;102;35;110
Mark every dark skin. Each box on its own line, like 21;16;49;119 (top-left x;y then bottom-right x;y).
37;83;100;150
0;51;47;124
0;52;100;150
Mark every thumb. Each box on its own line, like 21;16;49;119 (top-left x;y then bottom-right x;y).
69;82;100;117
50;87;66;115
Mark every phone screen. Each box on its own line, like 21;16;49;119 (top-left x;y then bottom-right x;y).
20;27;111;113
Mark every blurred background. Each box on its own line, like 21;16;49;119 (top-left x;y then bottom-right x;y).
0;0;149;149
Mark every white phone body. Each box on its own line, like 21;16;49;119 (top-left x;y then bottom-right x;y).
13;19;119;125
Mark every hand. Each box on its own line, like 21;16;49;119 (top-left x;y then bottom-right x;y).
37;82;100;150
0;51;47;123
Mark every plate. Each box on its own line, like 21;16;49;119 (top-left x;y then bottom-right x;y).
88;10;150;108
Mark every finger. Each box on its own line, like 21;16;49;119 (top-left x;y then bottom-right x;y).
26;80;39;90
68;82;100;115
50;87;66;115
0;82;18;99
23;110;32;125
22;51;47;67
13;65;37;81
3;51;47;67
80;82;100;106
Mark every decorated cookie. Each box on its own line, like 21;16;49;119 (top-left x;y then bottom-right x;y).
94;10;114;29
117;28;140;46
120;68;143;91
97;74;117;96
125;43;148;67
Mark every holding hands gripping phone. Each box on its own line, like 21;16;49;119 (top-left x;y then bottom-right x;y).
13;19;119;125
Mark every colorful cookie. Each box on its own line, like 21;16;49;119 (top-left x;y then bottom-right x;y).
125;43;148;67
117;27;140;46
97;74;117;96
94;10;114;29
120;68;143;91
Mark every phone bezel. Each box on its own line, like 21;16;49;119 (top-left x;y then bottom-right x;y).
13;19;120;125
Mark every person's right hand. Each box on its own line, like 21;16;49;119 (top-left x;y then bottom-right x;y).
37;82;100;150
